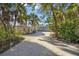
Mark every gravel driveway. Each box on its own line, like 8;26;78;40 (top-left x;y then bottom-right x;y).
1;31;79;56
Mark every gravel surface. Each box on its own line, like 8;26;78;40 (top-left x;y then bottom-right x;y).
1;31;79;56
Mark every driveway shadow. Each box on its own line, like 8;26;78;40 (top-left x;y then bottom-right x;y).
40;36;68;47
39;36;79;56
60;48;79;56
0;40;57;56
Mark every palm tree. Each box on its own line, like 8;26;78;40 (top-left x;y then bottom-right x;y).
27;3;39;33
40;3;59;39
0;4;12;36
29;13;39;33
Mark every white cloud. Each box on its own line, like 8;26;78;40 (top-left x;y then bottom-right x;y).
35;5;39;10
24;3;27;6
35;4;40;10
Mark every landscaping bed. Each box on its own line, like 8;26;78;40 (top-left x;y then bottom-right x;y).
0;36;24;54
50;33;79;49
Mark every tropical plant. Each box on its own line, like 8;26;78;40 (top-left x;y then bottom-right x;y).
40;3;62;39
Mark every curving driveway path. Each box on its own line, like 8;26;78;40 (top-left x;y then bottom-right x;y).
0;31;79;56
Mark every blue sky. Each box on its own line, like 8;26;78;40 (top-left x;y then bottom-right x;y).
25;4;47;25
25;3;71;25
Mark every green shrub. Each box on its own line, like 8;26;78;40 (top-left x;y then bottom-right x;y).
0;28;7;40
58;20;79;43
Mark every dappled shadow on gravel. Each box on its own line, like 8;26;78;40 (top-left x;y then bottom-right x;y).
39;36;68;47
60;48;79;56
0;41;57;56
39;36;79;56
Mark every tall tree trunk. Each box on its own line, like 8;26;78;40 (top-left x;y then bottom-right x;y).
52;7;59;39
13;15;17;29
1;6;10;39
62;12;66;22
32;15;36;33
0;17;7;32
12;14;17;35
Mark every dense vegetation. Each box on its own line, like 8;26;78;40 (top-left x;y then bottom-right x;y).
0;3;40;52
43;3;79;43
0;3;79;53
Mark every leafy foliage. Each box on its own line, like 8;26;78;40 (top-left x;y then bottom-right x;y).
58;19;79;43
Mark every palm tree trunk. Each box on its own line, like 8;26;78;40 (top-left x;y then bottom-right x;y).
0;17;7;32
62;12;66;23
13;15;17;29
52;7;59;39
12;14;17;35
